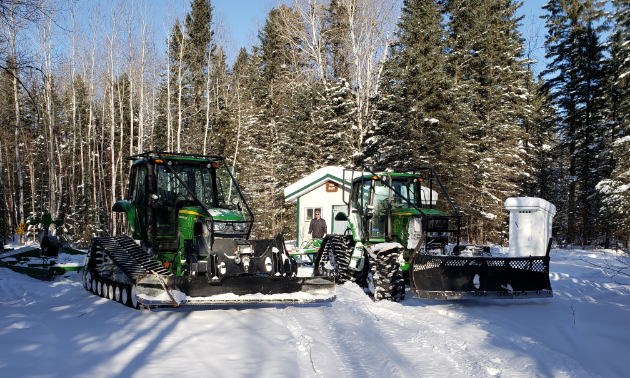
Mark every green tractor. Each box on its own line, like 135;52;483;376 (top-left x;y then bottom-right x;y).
83;152;335;308
316;166;553;301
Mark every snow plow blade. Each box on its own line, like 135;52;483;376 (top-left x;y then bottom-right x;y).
410;254;552;300
135;274;336;306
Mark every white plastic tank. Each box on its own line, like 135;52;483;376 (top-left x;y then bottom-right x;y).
504;197;556;257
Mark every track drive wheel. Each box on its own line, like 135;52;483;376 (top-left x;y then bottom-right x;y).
120;285;130;306
107;284;115;300
366;250;405;302
96;279;102;296
130;285;140;309
85;271;92;291
114;285;121;302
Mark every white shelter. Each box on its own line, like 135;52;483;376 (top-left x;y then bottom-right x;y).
284;167;352;247
504;197;556;257
285;167;441;247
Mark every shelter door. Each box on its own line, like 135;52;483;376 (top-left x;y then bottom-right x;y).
332;205;349;235
514;213;533;256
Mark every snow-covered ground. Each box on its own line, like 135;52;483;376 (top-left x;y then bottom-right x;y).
1;248;629;378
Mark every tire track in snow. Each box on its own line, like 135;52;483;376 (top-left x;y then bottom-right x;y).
425;306;602;378
282;305;343;378
333;284;498;377
365;298;543;378
283;300;424;378
283;283;486;378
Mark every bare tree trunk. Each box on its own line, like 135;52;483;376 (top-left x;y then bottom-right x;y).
232;77;243;167
87;8;100;203
339;0;398;150
107;9;119;235
5;144;15;241
70;7;77;209
151;84;156;150
28;146;36;242
203;45;212;154
166;39;172;151
127;2;134;157
54;135;63;225
177;30;185;153
13;69;24;245
138;1;150;153
118;81;125;200
34;2;59;220
7;8;25;245
0;135;6;245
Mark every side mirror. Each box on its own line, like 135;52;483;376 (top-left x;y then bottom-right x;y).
334;212;348;221
112;202;125;213
366;205;374;219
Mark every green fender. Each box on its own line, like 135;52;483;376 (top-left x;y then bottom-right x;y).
112;200;140;239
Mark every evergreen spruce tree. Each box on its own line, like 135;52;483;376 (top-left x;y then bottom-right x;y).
597;0;630;241
445;0;533;243
542;0;608;244
184;0;214;132
239;6;306;238
367;0;457;173
324;0;351;81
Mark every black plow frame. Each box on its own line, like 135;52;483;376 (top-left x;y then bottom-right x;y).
410;239;554;299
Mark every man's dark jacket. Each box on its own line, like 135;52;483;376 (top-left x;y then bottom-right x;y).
309;218;327;239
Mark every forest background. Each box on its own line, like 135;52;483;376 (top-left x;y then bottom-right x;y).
0;0;629;248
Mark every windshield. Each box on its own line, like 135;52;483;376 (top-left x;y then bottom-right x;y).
216;166;241;208
156;164;215;209
391;179;417;209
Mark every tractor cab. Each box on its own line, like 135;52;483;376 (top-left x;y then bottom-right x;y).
338;167;461;266
116;153;253;259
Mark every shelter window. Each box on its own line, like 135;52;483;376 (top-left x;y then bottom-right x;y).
305;207;322;222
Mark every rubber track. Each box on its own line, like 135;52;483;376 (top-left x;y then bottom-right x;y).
320;235;354;283
93;236;171;279
369;249;405;302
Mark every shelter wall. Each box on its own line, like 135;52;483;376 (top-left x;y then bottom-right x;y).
297;183;347;246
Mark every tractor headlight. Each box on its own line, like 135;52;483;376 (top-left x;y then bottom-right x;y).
213;222;227;231
233;223;247;231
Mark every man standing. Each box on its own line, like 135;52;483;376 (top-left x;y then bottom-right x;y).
308;210;327;239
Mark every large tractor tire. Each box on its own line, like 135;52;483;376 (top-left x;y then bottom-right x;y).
40;235;60;257
315;235;354;283
366;249;405;302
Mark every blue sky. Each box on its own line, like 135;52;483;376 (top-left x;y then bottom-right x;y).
209;0;554;69
155;0;610;76
212;0;552;50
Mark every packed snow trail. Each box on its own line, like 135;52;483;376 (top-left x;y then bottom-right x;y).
1;248;628;377
281;283;597;378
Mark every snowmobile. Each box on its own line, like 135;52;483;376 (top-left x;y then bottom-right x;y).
316;166;553;301
83;152;335;308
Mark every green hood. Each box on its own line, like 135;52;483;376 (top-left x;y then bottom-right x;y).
179;206;244;222
391;208;446;216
